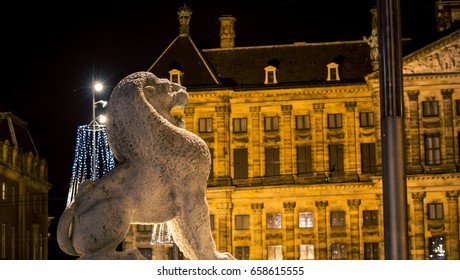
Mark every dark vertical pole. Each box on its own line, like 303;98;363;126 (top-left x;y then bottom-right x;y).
377;0;409;259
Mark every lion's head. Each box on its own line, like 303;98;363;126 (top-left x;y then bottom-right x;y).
106;72;198;163
142;74;189;128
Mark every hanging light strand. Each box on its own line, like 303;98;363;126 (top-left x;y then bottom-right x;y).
150;223;173;245
66;124;115;207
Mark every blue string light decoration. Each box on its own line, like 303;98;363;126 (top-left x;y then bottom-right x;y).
66;124;115;206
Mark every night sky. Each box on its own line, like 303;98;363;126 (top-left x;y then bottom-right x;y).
2;0;438;259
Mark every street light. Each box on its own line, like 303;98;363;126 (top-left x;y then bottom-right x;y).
92;81;104;125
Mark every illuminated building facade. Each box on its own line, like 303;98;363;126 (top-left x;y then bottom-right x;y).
124;5;460;260
0;112;52;259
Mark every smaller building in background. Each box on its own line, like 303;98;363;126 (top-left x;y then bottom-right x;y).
0;112;52;259
436;1;460;32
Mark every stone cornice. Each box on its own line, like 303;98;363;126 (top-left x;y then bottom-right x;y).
230;183;378;195
373;173;460;182
402;73;460;80
407;173;460;181
188;85;370;100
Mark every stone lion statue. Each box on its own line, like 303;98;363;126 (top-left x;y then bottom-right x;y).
57;71;235;260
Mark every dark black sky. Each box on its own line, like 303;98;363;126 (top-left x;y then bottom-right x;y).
1;0;438;259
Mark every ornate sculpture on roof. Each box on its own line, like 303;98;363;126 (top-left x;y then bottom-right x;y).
363;7;379;70
57;72;235;260
219;15;236;48
178;3;192;36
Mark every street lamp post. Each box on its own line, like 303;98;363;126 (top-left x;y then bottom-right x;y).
92;81;103;181
66;80;115;207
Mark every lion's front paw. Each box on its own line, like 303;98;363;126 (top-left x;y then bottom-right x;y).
215;252;236;260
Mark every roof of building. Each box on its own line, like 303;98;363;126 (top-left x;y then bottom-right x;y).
148;36;221;86
147;6;459;90
202;41;373;87
149;35;373;88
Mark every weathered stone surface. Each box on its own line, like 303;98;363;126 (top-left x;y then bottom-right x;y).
57;71;235;260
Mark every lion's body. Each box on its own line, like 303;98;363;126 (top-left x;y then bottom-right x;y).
57;72;234;260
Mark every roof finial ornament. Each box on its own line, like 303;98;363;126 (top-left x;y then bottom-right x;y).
363;7;379;70
178;3;192;36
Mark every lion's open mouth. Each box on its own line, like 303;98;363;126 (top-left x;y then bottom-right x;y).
170;106;186;128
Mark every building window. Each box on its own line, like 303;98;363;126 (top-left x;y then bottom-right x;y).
234;148;248;179
138;248;153;260
299;244;315;260
331;211;346;227
11;227;15;260
327;114;342;128
295;115;310;130
360;112;374;127
235;246;250;260
169;69;182;85
38;233;43;260
298;212;314;228
267;213;282;229
210;215;215;230
428;203;444;220
209;148;214;179
327;62;340;81
137;224;153;232
456;100;460;116
331;243;347;260
267;245;283;260
233;118;247;133
199;118;213;133
264;116;279;131
1;182;5;200
425;134;441;165
363;210;379;226
361;143;376;174
235;214;250;230
1;224;5;259
423;101;439;117
364;242;379;260
265;147;280;176
264;65;278;84
429;237;446;260
329;144;344;174
32;224;39;260
33;194;37;212
168;247;185;260
296;145;312;175
26;230;30;259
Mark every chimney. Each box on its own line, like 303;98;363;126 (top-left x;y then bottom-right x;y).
219;15;236;48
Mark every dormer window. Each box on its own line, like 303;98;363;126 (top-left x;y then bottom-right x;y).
327;62;340;81
169;69;182;85
264;66;278;84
